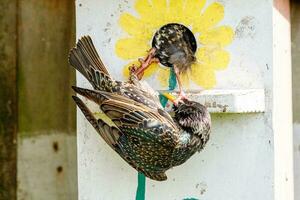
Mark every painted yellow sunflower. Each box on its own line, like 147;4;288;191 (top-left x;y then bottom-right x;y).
115;0;234;89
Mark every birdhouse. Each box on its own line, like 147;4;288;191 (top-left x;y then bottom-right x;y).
75;0;293;199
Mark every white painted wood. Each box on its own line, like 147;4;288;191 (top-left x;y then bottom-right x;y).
293;123;300;200
273;1;294;200
166;89;265;113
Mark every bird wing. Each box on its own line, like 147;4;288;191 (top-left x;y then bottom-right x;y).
72;95;122;149
120;83;162;110
72;86;179;147
72;87;180;181
69;36;114;91
72;95;153;175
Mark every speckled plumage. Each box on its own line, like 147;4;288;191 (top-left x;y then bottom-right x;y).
152;23;197;73
69;36;211;181
152;23;197;101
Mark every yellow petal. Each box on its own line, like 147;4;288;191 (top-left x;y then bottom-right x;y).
152;0;167;11
135;0;154;23
169;0;184;11
115;38;150;59
123;61;159;78
184;0;206;25
119;13;153;39
157;67;170;87
152;0;167;10
151;0;169;26
193;2;224;33
196;47;230;70
135;0;168;28
168;0;185;22
184;0;206;13
199;26;234;47
191;63;216;89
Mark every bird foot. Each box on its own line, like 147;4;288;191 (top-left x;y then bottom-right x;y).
129;64;145;80
130;48;159;80
172;91;188;105
128;64;140;82
129;65;138;74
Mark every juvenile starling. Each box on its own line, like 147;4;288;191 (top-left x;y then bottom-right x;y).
69;36;211;181
135;23;197;102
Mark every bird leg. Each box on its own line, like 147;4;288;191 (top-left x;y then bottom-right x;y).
130;48;159;80
173;65;187;104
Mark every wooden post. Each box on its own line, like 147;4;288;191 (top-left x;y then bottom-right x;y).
0;1;18;200
17;0;76;135
16;0;77;199
1;0;77;199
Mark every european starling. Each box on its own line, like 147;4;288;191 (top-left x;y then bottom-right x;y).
135;23;197;102
69;36;211;181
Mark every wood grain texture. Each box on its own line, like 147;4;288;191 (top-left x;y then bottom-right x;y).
0;1;18;199
18;0;76;136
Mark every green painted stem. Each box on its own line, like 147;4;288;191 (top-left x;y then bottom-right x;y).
135;68;177;199
159;68;177;107
135;172;146;200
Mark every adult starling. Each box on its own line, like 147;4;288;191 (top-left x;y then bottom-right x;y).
69;36;211;181
135;23;197;102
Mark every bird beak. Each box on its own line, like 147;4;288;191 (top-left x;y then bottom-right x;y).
161;92;177;104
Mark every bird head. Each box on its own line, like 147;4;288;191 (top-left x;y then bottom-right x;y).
174;99;209;130
162;93;210;135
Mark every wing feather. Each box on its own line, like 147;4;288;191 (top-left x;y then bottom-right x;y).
72;87;179;146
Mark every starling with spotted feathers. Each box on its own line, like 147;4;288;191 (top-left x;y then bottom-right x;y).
134;23;197;102
69;36;211;181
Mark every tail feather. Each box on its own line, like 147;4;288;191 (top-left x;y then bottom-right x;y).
77;36;109;75
69;36;114;91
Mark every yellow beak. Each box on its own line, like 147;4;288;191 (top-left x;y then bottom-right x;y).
161;92;177;103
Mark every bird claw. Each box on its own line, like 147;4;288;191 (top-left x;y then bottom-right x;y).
179;91;187;100
129;64;144;81
147;48;156;55
130;48;159;80
129;65;138;73
138;58;144;64
172;91;188;106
